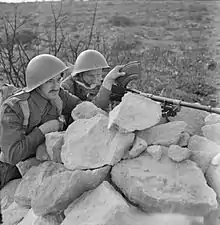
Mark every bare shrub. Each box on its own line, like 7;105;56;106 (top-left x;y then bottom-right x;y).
16;29;37;45
0;2;216;107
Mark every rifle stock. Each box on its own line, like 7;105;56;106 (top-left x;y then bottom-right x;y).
126;88;220;115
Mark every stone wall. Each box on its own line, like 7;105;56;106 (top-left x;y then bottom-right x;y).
2;92;220;225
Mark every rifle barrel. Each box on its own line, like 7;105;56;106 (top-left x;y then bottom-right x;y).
126;88;220;115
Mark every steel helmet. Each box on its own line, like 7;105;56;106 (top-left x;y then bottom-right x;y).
24;54;69;92
72;50;110;76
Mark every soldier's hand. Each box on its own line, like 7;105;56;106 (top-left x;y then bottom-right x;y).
102;65;126;90
39;119;61;135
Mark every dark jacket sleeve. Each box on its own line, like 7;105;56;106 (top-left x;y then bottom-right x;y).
60;88;82;116
92;85;112;111
61;75;112;111
0;102;45;165
59;88;82;128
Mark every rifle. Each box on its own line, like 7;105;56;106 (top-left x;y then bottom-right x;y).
111;61;220;116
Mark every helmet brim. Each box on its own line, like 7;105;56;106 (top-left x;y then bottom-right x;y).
24;66;70;92
71;66;111;77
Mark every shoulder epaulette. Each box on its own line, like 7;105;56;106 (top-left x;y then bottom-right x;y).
12;90;30;99
5;91;30;107
2;91;30;127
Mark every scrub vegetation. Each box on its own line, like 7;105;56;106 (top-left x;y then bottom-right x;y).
0;0;218;105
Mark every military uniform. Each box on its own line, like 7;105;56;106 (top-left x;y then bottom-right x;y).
61;75;101;101
0;83;20;105
0;83;113;164
0;88;82;165
0;83;22;189
0;51;122;189
0;88;81;188
61;50;126;111
61;75;123;111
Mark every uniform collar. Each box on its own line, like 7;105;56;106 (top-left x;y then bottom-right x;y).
74;76;101;91
31;89;50;114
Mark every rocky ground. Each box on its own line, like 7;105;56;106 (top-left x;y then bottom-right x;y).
2;92;220;225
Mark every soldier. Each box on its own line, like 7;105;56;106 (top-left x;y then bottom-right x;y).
0;53;125;189
61;49;125;110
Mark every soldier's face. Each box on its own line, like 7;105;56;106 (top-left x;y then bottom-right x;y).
82;69;103;86
39;74;62;100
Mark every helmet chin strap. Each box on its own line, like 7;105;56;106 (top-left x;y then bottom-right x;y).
76;80;99;90
77;73;99;90
35;87;48;99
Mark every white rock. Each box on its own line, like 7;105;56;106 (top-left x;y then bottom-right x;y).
169;107;209;135
177;131;190;147
205;113;220;125
111;152;218;216
137;121;187;146
36;143;50;161
45;131;65;163
0;151;4;162
0;179;21;210
188;135;220;173
71;101;107;120
147;145;163;161
114;208;204;225
2;202;30;225
202;124;220;145
168;145;191;162
203;206;220;225
206;164;220;200
61;114;134;170
17;208;63;225
211;153;220;166
108;92;162;133
205;166;220;225
123;136;148;159
34;214;64;225
16;158;41;177
31;166;110;216
61;181;129;225
17;209;38;225
63;198;204;225
156;117;169;126
14;161;66;207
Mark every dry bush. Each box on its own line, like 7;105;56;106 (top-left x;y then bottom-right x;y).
133;46;216;105
108;15;136;27
0;2;216;106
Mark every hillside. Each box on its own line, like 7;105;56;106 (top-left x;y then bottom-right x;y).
0;0;218;105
